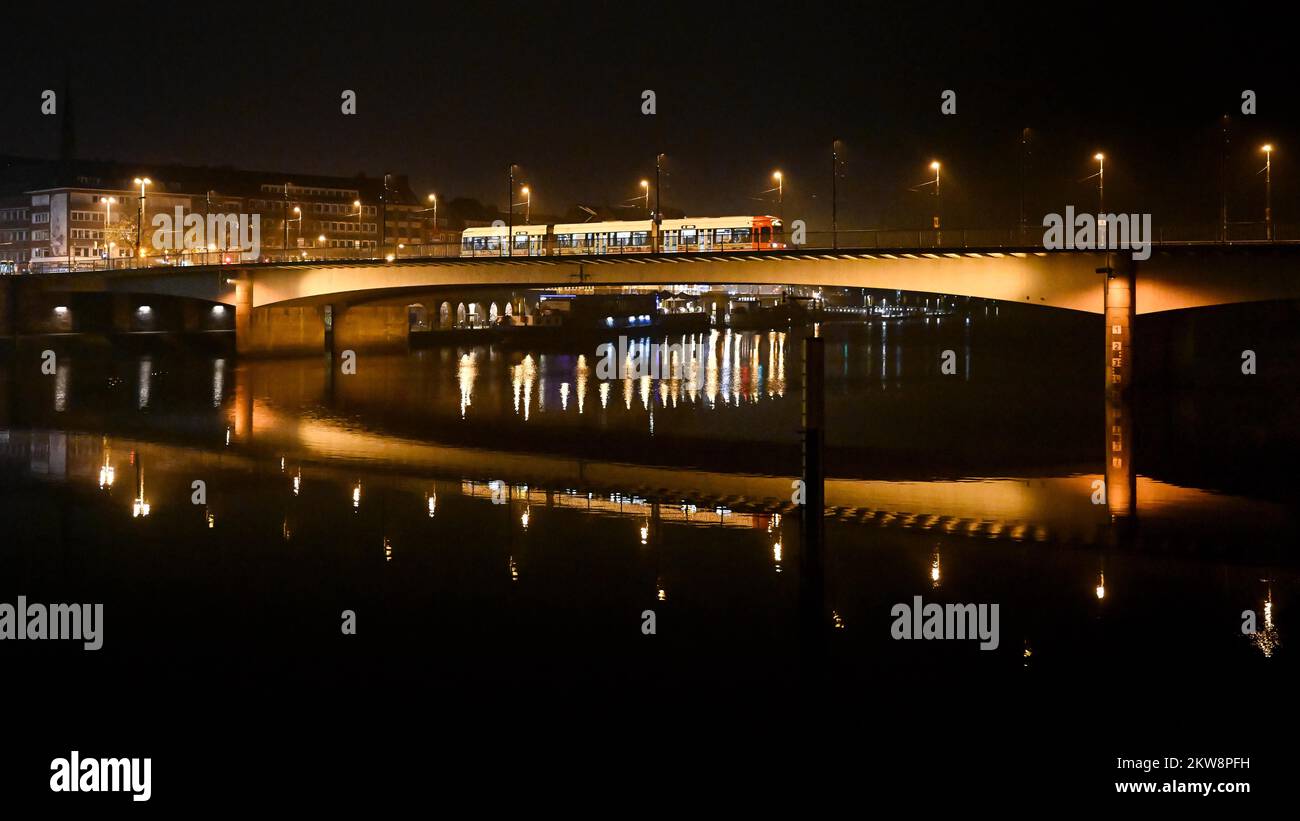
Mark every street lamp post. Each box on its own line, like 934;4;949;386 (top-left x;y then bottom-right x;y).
507;163;516;257
283;183;292;261
102;196;116;269
930;161;941;241
429;194;438;252
831;139;840;249
1094;153;1105;245
640;180;650;217
132;177;151;258
522;186;531;225
1262;144;1274;240
654;153;663;253
353;199;362;258
773;171;783;222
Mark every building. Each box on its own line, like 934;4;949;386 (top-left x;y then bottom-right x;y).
0;156;452;273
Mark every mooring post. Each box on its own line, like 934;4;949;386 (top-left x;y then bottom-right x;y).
800;334;826;657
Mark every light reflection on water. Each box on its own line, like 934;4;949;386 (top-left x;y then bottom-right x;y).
2;309;1298;679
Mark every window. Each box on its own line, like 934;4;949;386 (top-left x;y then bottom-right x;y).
32;212;50;224
716;229;732;243
33;229;49;241
733;228;752;243
71;210;104;222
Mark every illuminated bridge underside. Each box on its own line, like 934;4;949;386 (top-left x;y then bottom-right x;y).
40;246;1300;315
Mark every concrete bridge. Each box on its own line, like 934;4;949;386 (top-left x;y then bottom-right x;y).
4;244;1300;355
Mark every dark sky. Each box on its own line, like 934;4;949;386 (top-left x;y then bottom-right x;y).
1;3;1294;234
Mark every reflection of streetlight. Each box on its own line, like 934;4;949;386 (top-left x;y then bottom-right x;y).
1095;571;1106;600
1262;144;1274;240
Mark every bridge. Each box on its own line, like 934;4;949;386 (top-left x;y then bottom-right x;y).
4;244;1300;357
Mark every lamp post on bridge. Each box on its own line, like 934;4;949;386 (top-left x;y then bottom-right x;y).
132;177;151;259
506;163;517;257
1094;153;1105;246
773;170;784;223
654;153;664;253
831;139;840;249
101;196;116;270
930;161;941;244
1262;144;1274;241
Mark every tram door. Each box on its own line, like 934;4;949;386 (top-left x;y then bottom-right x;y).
594;232;608;254
662;230;677;252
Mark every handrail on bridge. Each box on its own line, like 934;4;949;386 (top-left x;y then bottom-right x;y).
7;223;1297;275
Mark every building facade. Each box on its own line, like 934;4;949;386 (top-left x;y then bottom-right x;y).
0;157;451;273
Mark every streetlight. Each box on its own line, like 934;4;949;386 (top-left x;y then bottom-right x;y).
1262;144;1274;240
652;154;666;252
287;206;303;258
352;199;363;258
832;139;841;249
506;163;517;257
773;171;783;221
102;196;116;269
929;161;941;233
428;193;438;252
639;179;650;217
1094;153;1105;213
521;186;531;225
1094;153;1105;244
132;177;151;257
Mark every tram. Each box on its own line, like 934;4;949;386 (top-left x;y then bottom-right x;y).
460;215;783;257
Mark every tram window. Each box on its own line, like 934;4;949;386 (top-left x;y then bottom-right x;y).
632;231;649;245
487;237;500;250
733;228;752;243
681;229;697;243
614;231;632;246
760;226;771;243
514;235;530;249
716;229;732;243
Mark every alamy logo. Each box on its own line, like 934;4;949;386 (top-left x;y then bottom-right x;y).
0;596;103;650
151;206;261;260
1043;205;1151;261
50;751;151;802
890;595;999;650
595;335;703;380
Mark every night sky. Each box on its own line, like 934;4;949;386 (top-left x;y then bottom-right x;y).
1;4;1294;233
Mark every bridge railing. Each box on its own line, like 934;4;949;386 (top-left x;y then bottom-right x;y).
8;222;1297;274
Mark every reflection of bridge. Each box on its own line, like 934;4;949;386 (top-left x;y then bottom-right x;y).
5;244;1300;355
4;421;1286;550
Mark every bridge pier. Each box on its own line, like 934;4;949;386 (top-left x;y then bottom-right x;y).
1103;257;1136;522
